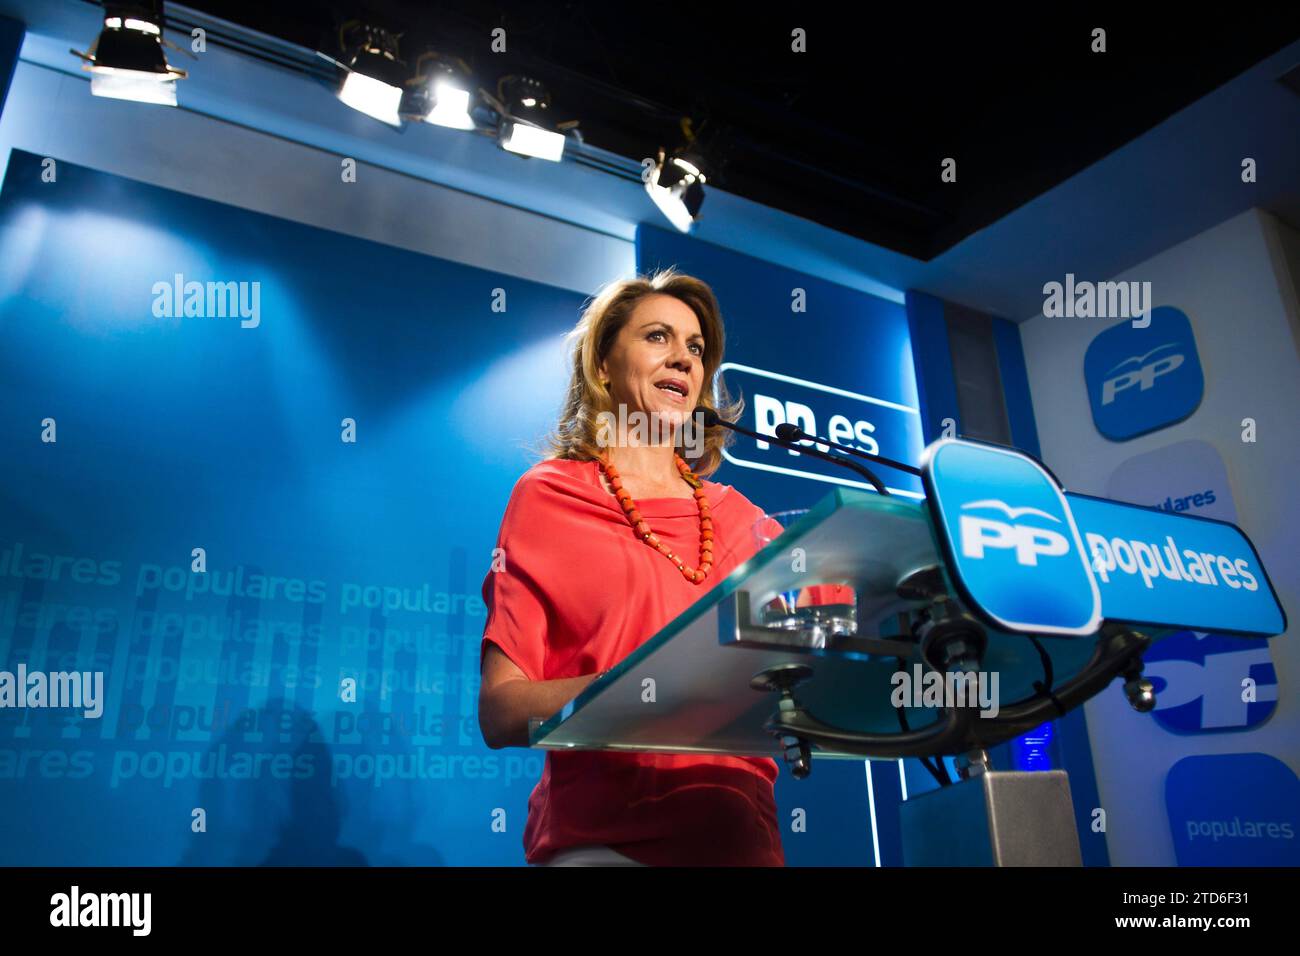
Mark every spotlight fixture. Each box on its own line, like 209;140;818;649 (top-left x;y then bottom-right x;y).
336;23;405;127
496;76;566;162
399;54;476;131
70;1;187;106
646;146;707;232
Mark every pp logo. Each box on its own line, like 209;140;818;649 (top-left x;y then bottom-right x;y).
1142;631;1278;733
922;439;1100;636
1100;344;1182;405
1084;306;1204;441
959;500;1068;566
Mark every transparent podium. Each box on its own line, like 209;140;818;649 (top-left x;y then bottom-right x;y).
529;486;1174;866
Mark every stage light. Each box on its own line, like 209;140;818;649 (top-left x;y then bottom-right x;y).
337;24;404;127
70;2;187;106
500;121;565;161
496;76;565;161
426;78;474;129
400;56;476;131
646;147;707;232
339;71;402;126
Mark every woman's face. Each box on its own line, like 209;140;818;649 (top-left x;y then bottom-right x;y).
598;294;706;431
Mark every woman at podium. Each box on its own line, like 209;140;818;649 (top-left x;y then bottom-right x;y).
478;269;786;866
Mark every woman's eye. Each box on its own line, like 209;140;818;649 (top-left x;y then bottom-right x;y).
648;330;703;355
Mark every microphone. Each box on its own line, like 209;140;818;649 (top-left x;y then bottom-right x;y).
698;408;889;496
773;423;921;477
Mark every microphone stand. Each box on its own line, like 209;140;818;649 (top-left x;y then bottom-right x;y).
774;423;921;477
699;408;890;496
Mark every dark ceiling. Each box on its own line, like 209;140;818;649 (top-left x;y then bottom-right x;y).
164;1;1300;259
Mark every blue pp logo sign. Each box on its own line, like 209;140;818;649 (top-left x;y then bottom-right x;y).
959;501;1069;567
717;362;924;497
1143;631;1278;733
921;439;1101;636
1084;306;1204;441
1166;754;1300;866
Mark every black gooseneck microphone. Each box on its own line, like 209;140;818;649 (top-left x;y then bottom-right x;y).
698;408;889;496
772;422;921;477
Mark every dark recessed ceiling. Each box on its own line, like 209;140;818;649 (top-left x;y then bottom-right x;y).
166;1;1300;259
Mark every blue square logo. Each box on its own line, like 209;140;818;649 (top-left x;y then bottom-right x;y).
921;439;1101;636
1084;306;1204;441
1166;754;1300;865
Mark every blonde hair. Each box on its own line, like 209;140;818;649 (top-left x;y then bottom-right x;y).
542;268;742;477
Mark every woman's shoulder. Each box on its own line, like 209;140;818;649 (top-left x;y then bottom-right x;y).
492;459;606;540
516;456;599;490
702;475;763;516
502;457;603;512
700;478;776;552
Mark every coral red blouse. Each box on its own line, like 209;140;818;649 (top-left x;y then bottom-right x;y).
479;457;786;866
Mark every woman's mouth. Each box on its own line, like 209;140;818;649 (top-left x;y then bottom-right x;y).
654;381;689;403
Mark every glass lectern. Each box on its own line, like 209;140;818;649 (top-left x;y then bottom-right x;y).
528;487;1178;865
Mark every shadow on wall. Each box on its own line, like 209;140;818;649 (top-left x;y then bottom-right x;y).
173;698;413;866
176;699;363;865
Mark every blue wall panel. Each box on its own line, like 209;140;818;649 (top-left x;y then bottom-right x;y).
0;148;586;865
992;315;1042;458
903;289;960;442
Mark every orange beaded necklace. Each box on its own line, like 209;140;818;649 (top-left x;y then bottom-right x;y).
597;452;713;584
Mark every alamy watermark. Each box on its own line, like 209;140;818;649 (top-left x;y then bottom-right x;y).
50;886;151;936
891;664;1000;718
596;405;707;458
152;272;260;328
0;665;104;719
1042;273;1151;328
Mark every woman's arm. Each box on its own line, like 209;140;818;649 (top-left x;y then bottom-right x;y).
478;643;602;749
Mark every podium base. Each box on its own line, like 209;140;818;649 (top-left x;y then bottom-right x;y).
900;769;1083;866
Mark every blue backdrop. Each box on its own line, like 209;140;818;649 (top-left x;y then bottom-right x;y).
0;148;583;865
0;149;925;866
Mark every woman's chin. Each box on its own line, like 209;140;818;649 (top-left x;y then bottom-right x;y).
654;406;689;430
609;400;692;443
